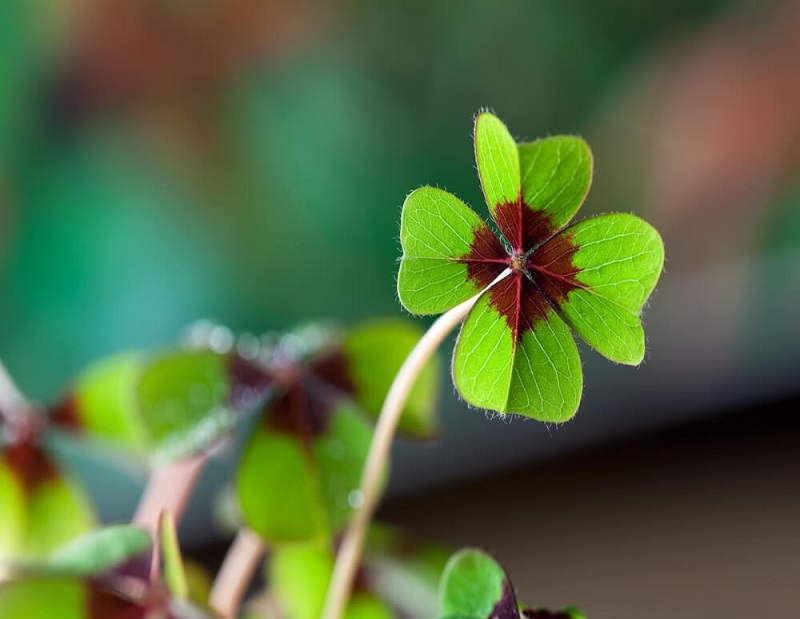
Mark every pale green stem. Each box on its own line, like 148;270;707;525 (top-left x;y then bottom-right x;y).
209;528;267;619
321;270;510;619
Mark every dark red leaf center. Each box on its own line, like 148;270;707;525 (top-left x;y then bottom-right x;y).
460;198;582;333
228;348;356;443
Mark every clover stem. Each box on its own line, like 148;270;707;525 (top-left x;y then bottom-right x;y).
209;528;267;619
132;452;207;534
321;269;511;619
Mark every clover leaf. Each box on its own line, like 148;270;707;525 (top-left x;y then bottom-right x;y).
0;519;212;619
398;112;664;422
235;320;439;543
438;549;585;619
0;431;94;562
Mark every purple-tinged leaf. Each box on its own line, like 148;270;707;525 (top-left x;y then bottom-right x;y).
438;549;520;619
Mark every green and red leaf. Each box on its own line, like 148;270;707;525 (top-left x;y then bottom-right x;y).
50;353;148;454
517;136;593;233
236;319;439;542
51;349;245;463
474;112;520;216
452;273;583;422
398;187;504;315
399;112;663;421
438;549;518;619
0;437;94;562
553;214;665;364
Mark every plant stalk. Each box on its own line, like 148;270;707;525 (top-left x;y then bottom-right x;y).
209;528;267;619
132;453;208;534
321;270;510;619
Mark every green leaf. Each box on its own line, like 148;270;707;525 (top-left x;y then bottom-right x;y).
343;595;394;619
557;214;665;364
313;406;376;536
0;459;27;562
344;319;440;438
22;474;95;560
518;136;593;231
439;549;516;619
160;513;189;602
270;543;332;619
474;112;520;212
0;439;95;561
238;428;327;542
452;278;583;422
397;187;490;315
0;577;86;619
48;525;151;576
237;403;373;543
138;350;234;462
53;353;149;453
269;543;393;619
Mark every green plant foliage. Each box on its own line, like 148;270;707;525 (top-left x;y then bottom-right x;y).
259;526;447;619
0;439;94;562
235;319;439;544
0;458;26;561
437;549;585;619
48;524;151;576
438;549;510;619
51;348;236;463
53;353;148;454
137;350;234;462
0;577;85;619
343;319;440;438
237;402;373;543
268;542;392;619
397;112;664;421
21;471;95;560
0;574;214;619
0;517;212;618
397;187;489;315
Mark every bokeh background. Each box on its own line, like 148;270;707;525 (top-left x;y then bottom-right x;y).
1;1;799;617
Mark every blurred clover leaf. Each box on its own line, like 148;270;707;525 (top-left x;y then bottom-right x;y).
398;112;664;422
234;320;439;544
0;428;94;563
46;524;151;576
0;519;211;618
268;542;393;619
263;526;446;619
50;348;238;464
438;548;585;619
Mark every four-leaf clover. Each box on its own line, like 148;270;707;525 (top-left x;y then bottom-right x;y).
398;112;664;421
